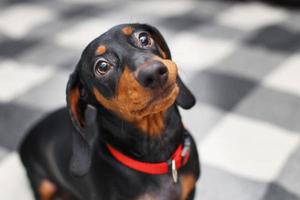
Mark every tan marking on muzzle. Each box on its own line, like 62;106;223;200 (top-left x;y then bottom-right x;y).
153;56;178;84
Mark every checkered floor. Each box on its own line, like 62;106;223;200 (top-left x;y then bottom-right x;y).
0;0;300;199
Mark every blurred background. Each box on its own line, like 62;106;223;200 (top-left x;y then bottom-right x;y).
0;0;300;199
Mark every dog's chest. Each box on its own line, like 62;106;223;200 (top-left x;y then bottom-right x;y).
135;173;196;200
135;176;181;200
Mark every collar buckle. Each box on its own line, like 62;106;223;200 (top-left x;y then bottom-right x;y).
171;159;178;183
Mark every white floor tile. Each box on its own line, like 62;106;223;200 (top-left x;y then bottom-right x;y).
216;3;288;31
0;60;54;102
125;1;193;17
170;32;236;71
55;18;120;49
0;153;34;200
264;54;300;97
15;72;68;111
200;114;300;182
0;4;55;39
180;102;224;142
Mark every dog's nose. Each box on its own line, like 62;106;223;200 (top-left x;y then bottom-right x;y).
137;62;168;89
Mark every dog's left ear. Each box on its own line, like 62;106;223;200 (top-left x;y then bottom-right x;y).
147;24;196;109
175;76;196;109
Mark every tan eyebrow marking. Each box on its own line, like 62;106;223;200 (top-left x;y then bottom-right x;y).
96;45;106;55
122;26;134;36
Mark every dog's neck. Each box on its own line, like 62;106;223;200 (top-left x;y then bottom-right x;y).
131;111;165;136
95;104;184;163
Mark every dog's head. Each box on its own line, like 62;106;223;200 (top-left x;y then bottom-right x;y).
67;23;195;130
66;24;195;175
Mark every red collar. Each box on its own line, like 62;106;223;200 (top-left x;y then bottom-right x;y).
106;136;191;176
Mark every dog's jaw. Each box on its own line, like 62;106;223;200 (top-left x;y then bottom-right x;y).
93;83;179;135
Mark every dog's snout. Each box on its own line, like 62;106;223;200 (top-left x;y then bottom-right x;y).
137;62;168;89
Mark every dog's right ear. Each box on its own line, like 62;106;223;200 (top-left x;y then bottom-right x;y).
66;67;96;176
70;105;98;176
66;69;86;131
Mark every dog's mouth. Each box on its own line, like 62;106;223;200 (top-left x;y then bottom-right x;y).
148;84;177;105
132;82;179;116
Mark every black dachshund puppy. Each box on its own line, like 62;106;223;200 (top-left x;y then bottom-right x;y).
19;24;200;200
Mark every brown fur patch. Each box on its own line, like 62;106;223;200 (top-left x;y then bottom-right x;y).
68;86;84;127
38;180;57;200
122;26;133;36
157;58;178;83
180;174;196;200
135;112;165;136
96;45;106;55
94;60;179;135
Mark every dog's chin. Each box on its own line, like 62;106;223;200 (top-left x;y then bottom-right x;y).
133;84;179;118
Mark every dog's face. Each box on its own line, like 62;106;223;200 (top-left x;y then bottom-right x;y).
67;23;195;130
90;24;179;123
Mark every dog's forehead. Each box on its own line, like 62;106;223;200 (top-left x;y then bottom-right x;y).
97;24;148;40
108;23;154;35
91;24;157;51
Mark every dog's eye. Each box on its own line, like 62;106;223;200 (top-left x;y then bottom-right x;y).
137;32;153;48
94;60;111;76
